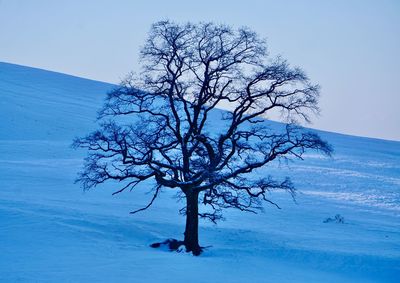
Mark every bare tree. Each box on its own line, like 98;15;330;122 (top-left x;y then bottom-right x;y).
74;21;332;255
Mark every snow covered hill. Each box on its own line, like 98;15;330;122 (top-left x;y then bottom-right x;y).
0;62;399;282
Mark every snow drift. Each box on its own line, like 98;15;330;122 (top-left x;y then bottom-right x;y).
0;62;399;282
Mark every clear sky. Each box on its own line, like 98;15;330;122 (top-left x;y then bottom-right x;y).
1;0;399;141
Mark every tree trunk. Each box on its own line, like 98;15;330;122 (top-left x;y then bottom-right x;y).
183;190;201;255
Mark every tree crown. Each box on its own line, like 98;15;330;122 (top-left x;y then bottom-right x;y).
74;21;332;221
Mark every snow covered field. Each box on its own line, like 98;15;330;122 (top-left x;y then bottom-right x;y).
0;62;399;282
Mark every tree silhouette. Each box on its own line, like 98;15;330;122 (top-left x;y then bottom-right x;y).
74;21;332;255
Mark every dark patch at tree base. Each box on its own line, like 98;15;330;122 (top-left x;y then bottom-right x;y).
150;239;204;256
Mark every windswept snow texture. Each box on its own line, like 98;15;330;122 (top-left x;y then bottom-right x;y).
0;62;399;283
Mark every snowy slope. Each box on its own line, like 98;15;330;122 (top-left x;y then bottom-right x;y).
0;62;399;283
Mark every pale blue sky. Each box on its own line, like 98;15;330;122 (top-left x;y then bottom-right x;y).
1;0;399;140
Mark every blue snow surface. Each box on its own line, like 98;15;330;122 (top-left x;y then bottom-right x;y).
0;61;399;283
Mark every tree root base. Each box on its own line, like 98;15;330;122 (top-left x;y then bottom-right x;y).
150;238;203;256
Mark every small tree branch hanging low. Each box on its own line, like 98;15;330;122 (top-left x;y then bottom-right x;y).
74;20;332;256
